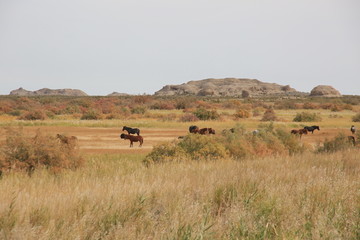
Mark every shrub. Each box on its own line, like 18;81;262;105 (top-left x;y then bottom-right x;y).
303;102;318;109
234;109;251;119
317;133;355;153
143;142;187;166
18;110;47;120
81;109;101;120
130;106;147;115
179;113;199;122
193;108;220;120
0;128;84;175
144;134;228;165
293;112;322;122
144;124;307;165
352;113;360;122
177;134;228;160
261;109;277;121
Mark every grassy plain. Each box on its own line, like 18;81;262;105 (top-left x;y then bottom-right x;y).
0;104;359;239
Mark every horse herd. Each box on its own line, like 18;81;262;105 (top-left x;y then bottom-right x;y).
290;125;320;139
118;125;357;148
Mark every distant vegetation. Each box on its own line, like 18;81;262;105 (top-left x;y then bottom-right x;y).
0;95;358;121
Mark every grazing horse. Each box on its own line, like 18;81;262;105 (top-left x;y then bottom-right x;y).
120;133;143;147
56;134;77;144
304;126;320;134
291;129;308;138
199;128;215;135
348;136;356;146
122;126;140;136
351;125;356;134
189;125;199;134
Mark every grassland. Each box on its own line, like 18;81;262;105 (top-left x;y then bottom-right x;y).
0;96;359;239
0;151;359;239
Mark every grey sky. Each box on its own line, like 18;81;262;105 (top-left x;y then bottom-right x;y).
1;0;359;95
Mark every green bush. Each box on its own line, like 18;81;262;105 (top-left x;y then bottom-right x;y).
144;134;228;165
193;108;220;120
144;123;307;165
293;112;322;122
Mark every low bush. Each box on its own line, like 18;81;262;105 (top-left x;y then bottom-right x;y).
144;134;228;166
234;109;251;119
193;108;220;120
261;108;277;121
18;110;47;120
352;113;360;122
0;128;84;175
81;109;102;120
130;106;147;115
293;112;322;122
317;133;355;153
144;123;307;165
179;113;199;122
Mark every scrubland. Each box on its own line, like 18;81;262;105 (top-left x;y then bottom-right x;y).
0;95;360;239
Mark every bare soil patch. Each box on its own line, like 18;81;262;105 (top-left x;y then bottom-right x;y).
0;126;354;154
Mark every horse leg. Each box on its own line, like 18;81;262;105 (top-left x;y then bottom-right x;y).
130;140;133;147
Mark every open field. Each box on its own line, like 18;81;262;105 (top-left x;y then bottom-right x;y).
0;97;360;239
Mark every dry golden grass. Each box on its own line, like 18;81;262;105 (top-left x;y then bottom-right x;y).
0;150;359;239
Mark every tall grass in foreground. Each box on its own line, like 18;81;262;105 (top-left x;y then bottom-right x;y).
0;151;359;239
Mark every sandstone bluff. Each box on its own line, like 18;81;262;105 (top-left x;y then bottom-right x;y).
155;78;299;97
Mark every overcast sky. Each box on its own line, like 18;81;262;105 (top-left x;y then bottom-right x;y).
1;0;359;95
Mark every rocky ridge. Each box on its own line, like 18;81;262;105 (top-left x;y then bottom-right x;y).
10;88;88;96
155;78;299;97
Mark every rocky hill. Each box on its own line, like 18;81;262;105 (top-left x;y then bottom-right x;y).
107;92;130;97
10;88;88;96
155;78;299;97
309;85;341;97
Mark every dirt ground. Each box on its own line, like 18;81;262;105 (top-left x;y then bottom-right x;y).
0;126;355;155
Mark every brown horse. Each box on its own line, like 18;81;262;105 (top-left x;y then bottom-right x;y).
120;133;143;147
56;134;77;144
291;129;308;138
199;128;215;135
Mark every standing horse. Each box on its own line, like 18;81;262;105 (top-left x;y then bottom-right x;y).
291;129;308;138
348;136;356;146
189;125;199;134
120;133;143;147
199;128;215;135
122;126;140;136
351;125;356;134
304;126;320;134
56;134;77;145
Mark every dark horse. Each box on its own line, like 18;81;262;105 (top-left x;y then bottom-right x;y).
189;125;200;134
304;126;320;134
120;133;143;147
199;128;216;135
291;129;308;138
348;136;356;146
122;126;140;136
